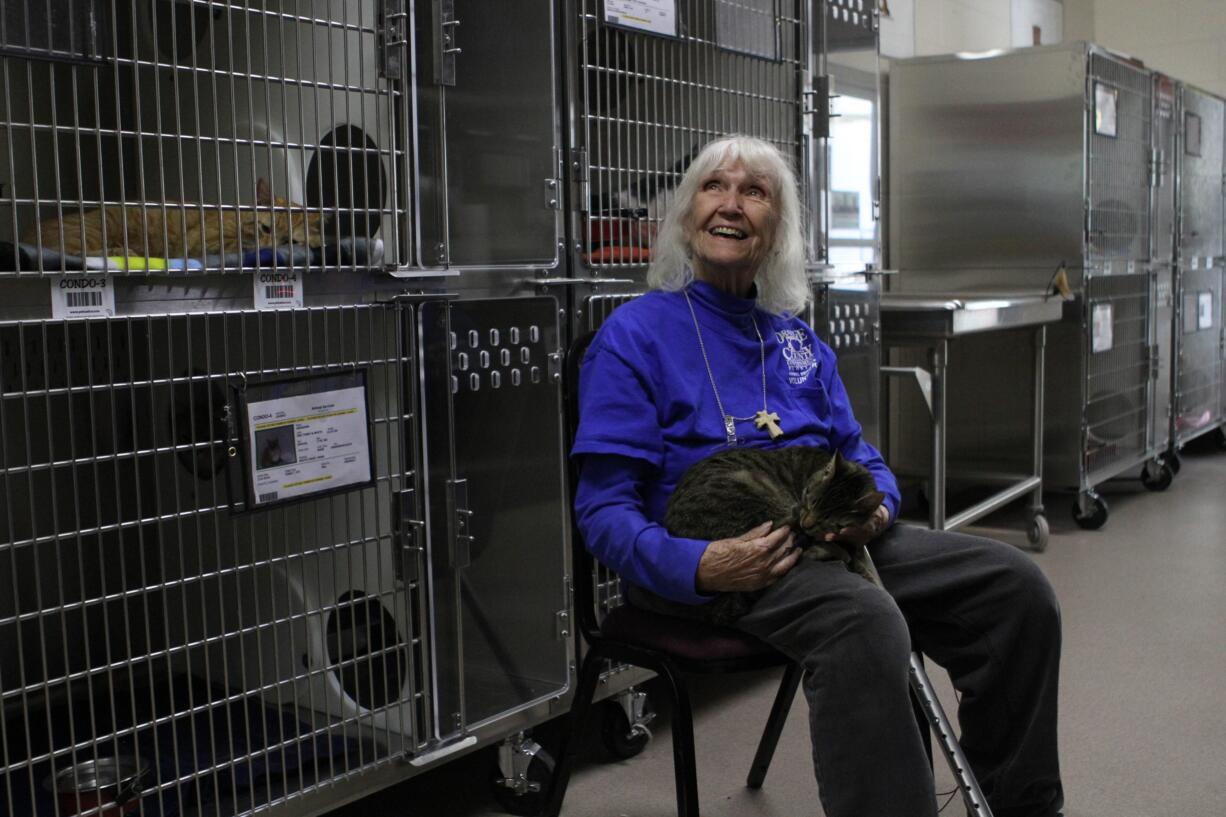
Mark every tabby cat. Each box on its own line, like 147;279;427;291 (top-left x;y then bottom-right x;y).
21;178;323;257
665;447;886;625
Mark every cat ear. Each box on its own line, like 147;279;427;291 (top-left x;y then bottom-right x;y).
813;453;838;490
256;178;272;206
858;490;886;512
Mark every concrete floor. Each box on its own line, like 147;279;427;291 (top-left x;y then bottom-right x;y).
327;435;1226;817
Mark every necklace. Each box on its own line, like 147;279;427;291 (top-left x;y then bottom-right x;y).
683;287;783;446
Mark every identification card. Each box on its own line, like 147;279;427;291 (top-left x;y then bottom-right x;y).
604;0;678;37
238;370;374;508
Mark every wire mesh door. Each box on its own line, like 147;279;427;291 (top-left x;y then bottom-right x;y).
1174;267;1223;442
1083;274;1153;482
570;0;808;271
1178;87;1225;264
0;304;428;816
1;0;406;276
1086;52;1152;265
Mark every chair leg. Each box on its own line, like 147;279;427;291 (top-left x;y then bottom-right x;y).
542;654;607;817
909;654;934;766
908;652;995;817
654;661;701;817
745;662;804;789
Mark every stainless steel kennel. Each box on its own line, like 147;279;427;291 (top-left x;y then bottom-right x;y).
888;43;1168;529
2;0;900;814
1171;84;1225;451
1;1;575;815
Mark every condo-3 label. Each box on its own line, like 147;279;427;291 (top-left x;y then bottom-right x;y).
50;275;115;319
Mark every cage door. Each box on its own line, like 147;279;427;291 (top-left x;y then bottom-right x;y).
418;296;571;742
412;1;562;269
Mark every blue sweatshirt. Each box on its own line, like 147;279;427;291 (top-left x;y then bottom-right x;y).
572;280;899;605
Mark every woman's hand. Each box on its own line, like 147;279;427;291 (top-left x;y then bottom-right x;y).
695;522;799;594
825;505;891;550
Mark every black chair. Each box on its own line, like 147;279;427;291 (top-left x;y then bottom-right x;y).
543;331;805;817
544;331;995;817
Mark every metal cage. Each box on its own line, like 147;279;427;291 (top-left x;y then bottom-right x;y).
1;1;406;276
1172;86;1225;446
0;304;429;815
568;0;810;272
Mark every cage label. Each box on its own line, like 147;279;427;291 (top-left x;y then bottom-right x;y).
50;275;115;319
1198;292;1213;330
1091;303;1113;353
242;372;372;507
605;0;677;36
253;271;303;310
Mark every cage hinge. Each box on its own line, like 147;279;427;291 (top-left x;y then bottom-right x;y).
447;478;473;568
555;609;570;640
379;0;409;80
1148;344;1161;380
433;0;460;86
544;178;561;210
872;7;881;31
1147;148;1165;189
808;76;837;140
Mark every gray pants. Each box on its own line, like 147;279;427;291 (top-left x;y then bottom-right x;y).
738;524;1063;817
635;524;1063;817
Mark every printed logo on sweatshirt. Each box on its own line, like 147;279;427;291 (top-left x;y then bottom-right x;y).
776;329;816;385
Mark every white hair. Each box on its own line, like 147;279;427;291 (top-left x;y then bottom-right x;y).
647;135;810;316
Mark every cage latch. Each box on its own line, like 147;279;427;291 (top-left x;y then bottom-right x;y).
447;478;473;568
544;178;561;210
396;489;424;583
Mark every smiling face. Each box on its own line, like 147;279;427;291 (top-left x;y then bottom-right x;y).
685;160;779;295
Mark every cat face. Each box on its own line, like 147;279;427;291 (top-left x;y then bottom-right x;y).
797;451;885;537
247;178;325;249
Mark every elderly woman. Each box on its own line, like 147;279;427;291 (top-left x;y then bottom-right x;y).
571;135;1063;817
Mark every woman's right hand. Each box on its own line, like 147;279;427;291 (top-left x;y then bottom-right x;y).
694;522;798;594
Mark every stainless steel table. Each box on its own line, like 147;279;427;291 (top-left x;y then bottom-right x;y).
880;293;1065;549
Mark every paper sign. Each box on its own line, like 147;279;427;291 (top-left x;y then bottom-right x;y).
50;275;116;318
1198;292;1213;330
253;270;303;310
1094;83;1118;138
242;372;373;507
1092;303;1113;353
605;0;678;37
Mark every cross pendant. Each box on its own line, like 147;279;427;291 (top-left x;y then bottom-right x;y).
754;410;783;440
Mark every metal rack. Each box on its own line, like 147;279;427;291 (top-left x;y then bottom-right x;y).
888;43;1169;530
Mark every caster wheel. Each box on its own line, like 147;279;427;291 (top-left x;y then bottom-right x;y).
1215;427;1226;451
1027;514;1050;552
491;745;555;816
1072;493;1109;530
1141;460;1173;492
1161;450;1182;475
601;699;652;760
